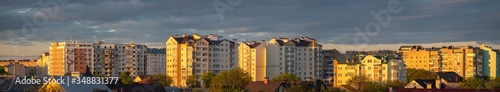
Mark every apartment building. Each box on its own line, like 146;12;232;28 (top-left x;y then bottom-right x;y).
399;45;484;78
146;48;166;75
49;40;94;76
440;46;483;78
266;37;323;81
238;41;267;81
480;44;500;78
93;41;148;77
323;49;344;80
399;45;441;72
48;40;148;76
36;52;50;76
333;55;406;87
166;34;237;87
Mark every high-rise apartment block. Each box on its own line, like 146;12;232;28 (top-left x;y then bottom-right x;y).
399;45;486;78
146;48;166;75
166;34;238;87
49;40;94;76
93;41;148;77
399;45;441;72
48;40;148;76
480;44;500;78
266;37;323;81
36;52;50;76
238;41;267;81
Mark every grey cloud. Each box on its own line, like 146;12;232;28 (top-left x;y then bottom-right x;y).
0;0;499;46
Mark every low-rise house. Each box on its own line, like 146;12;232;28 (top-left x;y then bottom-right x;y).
245;78;286;92
133;75;151;84
404;72;464;89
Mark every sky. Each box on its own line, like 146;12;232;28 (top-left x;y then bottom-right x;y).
1;0;499;59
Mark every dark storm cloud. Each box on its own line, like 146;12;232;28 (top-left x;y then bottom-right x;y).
0;0;499;46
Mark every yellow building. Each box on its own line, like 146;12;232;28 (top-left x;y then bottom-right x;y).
333;55;406;87
37;52;50;76
166;34;238;87
440;46;482;78
480;44;500;78
400;45;484;78
399;45;441;72
238;41;267;81
49;40;94;76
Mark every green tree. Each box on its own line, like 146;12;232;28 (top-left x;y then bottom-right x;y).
209;68;251;92
460;77;487;89
347;75;372;91
486;77;500;89
148;74;174;87
119;72;133;84
187;75;200;88
385;80;407;88
406;68;438;82
201;71;216;88
272;73;301;82
0;66;9;75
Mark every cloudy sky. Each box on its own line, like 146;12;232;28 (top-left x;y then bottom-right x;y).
1;0;499;59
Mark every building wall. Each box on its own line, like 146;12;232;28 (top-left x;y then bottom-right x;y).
146;48;166;75
166;34;237;87
400;46;440;72
333;55;406;87
48;41;94;76
238;41;267;81
480;44;499;78
440;46;482;78
266;37;323;81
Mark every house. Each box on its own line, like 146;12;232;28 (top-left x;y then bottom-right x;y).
107;84;168;92
435;72;463;89
404;79;446;89
133;75;151;84
39;76;112;92
245;78;286;92
404;72;464;89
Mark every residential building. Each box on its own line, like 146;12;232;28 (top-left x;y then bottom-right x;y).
93;41;148;76
399;45;441;72
323;49;344;80
440;46;483;78
0;60;38;67
404;72;464;90
333;55;406;87
146;48;166;75
49;40;94;76
245;78;286;92
266;37;323;81
36;52;50;76
345;50;398;58
480;44;500;78
238;41;267;81
49;40;148;77
165;34;238;87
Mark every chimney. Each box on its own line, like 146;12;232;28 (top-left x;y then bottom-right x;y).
264;77;269;84
456;76;460;82
426;83;432;89
307;77;311;82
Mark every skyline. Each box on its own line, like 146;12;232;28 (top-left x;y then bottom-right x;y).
1;0;500;59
